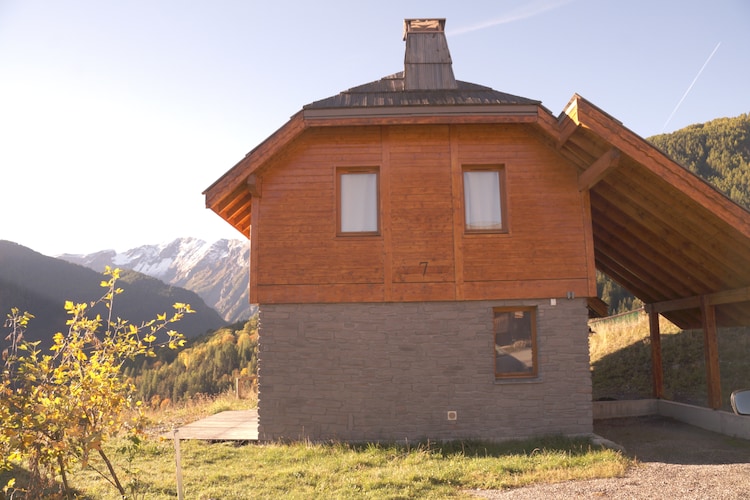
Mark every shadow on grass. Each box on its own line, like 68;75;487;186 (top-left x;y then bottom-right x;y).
0;465;93;500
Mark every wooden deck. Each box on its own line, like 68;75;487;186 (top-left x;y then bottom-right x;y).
166;409;258;441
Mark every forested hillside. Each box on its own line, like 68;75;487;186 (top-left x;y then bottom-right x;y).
599;113;750;314
125;318;258;404
649;113;750;210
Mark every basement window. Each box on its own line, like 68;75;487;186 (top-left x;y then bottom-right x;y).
337;167;379;235
493;307;538;379
463;166;507;233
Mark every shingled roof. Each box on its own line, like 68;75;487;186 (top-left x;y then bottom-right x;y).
304;73;540;110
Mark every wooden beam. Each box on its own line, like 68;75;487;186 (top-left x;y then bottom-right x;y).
381;126;394;302
648;286;750;314
647;296;702;315
709;286;750;306
557;115;578;149
587;296;609;318
581;190;598;298
228;210;251;237
648;310;664;399
449;125;465;300
578;148;620;191
701;295;722;409
247;174;262;198
248;195;261;303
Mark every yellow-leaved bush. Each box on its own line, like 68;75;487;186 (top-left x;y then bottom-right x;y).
1;267;192;497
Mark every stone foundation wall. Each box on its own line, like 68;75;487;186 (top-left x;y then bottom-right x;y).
257;299;591;442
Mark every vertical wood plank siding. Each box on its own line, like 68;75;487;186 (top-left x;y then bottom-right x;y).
254;124;593;303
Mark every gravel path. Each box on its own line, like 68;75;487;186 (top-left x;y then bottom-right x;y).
470;416;750;499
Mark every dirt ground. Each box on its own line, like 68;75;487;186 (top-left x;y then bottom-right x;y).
471;416;750;499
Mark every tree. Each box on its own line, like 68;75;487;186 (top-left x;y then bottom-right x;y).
1;267;192;498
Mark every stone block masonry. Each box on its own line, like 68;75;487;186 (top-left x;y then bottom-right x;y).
257;299;592;442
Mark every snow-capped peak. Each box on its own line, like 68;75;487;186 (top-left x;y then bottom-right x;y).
58;237;251;322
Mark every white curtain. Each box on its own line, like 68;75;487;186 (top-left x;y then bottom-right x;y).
464;171;502;230
341;173;378;232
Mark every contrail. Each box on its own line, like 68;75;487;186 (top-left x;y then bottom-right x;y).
661;42;721;132
448;0;576;36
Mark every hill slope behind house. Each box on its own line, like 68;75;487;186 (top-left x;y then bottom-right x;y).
649;113;750;210
0;241;225;345
58;238;251;323
589;312;750;411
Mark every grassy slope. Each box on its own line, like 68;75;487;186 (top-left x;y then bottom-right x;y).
590;311;750;410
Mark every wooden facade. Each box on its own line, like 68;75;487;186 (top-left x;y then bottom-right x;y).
204;18;750;435
250;124;596;305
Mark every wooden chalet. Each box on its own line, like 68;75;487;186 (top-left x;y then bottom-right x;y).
204;19;750;441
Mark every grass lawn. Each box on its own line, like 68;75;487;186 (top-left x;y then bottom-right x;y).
2;394;630;499
34;435;628;499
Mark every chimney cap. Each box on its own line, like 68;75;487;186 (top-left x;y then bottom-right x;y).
402;18;446;40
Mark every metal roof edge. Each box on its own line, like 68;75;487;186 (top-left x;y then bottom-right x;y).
303;104;539;120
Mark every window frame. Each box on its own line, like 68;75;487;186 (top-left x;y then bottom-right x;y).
493;306;538;379
336;166;380;237
462;165;508;234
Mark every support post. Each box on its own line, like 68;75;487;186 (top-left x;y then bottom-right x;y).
648;309;664;399
700;296;722;409
174;429;184;500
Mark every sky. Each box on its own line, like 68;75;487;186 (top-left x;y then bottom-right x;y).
1;0;748;257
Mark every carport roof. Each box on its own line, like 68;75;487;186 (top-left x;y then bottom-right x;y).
537;95;750;328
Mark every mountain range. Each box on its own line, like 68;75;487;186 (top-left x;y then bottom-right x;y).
0;240;227;344
58;238;252;323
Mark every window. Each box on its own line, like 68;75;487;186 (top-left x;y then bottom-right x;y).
337;167;379;235
463;166;506;233
493;307;537;378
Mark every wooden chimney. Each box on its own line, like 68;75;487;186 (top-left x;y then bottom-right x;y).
403;18;458;90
